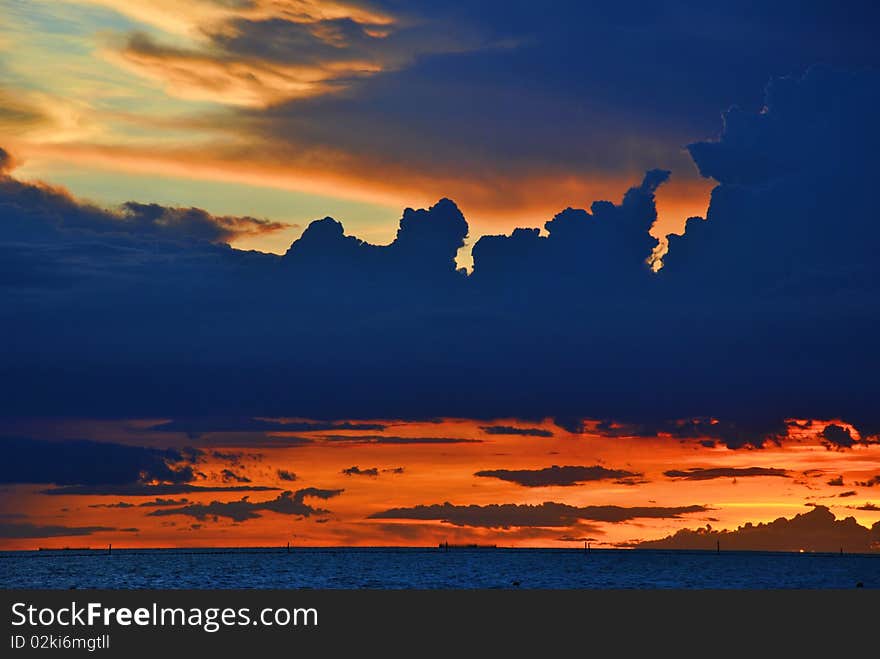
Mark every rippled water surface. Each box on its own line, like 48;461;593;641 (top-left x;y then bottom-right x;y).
2;548;878;589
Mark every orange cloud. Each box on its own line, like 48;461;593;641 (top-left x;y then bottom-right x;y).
105;33;384;108
84;1;465;109
65;0;395;39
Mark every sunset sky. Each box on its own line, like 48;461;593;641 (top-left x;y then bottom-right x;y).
1;1;879;551
3;1;875;260
1;417;879;550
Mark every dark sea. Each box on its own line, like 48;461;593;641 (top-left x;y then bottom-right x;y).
1;548;878;589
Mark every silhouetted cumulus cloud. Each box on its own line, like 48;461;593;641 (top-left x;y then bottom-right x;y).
0;522;133;539
277;469;298;482
658;68;880;438
471;169;668;287
148;488;344;522
369;502;707;528
664;467;789;481
827;476;845;487
480;426;554;437
856;475;880;487
637;506;880;553
819;424;874;450
1;69;879;446
342;466;379;477
0;171;286;246
853;503;880;512
220;469;251;483
283;198;467;282
475;465;642;487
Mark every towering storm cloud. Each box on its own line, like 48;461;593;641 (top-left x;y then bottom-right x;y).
0;68;878;449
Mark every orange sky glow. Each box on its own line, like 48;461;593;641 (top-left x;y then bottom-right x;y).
3;3;879;561
3;417;877;551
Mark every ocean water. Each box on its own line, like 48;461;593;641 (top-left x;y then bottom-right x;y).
1;548;877;589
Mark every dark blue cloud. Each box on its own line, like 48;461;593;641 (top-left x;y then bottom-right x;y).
594;419;791;450
0;437;198;486
471;170;667;287
1;68;879;450
0;434;277;497
474;465;643;487
821;425;857;450
147;488;344;522
0;171;287;247
277;469;298;482
342;466;379;477
283;198;467;286
664;468;789;481
42;484;278;496
659;67;880;436
139;498;190;507
147;418;386;438
251;1;880;187
480;426;554;438
318;436;480;445
220;469;251;483
369;501;708;528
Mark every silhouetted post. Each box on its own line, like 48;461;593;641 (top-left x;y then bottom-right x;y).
839;547;843;556
716;540;720;554
108;543;111;555
287;542;290;554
